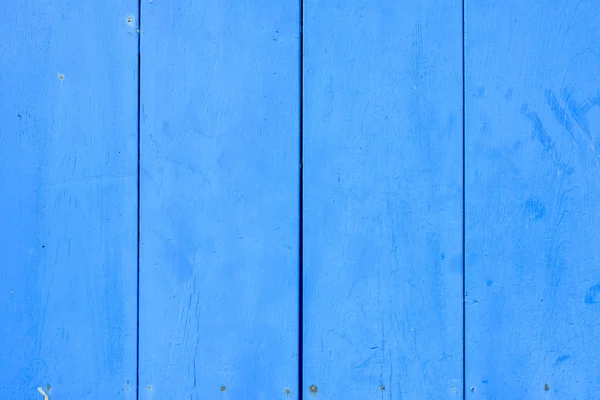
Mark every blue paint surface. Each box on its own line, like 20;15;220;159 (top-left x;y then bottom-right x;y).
2;0;599;398
0;1;138;398
138;1;300;399
465;0;600;397
303;1;463;398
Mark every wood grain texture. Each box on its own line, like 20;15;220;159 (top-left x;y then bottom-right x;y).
302;1;464;398
138;1;300;399
465;0;600;397
0;1;138;398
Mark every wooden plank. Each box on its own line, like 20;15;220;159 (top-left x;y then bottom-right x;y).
138;1;300;399
465;1;600;397
303;1;464;398
0;1;138;398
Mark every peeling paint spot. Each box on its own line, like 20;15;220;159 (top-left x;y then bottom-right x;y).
37;387;49;400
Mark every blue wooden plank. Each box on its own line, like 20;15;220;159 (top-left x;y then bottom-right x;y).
303;1;464;398
138;1;300;399
465;1;600;397
0;1;139;398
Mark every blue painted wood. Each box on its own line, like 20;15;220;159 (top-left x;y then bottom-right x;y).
138;1;300;399
0;1;138;398
465;0;600;397
303;1;464;398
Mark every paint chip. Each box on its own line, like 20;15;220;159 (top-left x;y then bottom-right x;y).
58;73;64;81
37;387;49;400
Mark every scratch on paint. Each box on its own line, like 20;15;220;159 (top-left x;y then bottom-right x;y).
546;90;579;148
521;104;573;174
37;387;49;400
546;89;600;172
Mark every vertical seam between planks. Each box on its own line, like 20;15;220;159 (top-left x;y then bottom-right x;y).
136;0;142;398
298;0;304;398
461;0;466;398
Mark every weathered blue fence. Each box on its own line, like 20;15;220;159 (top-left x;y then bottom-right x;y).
1;1;599;399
